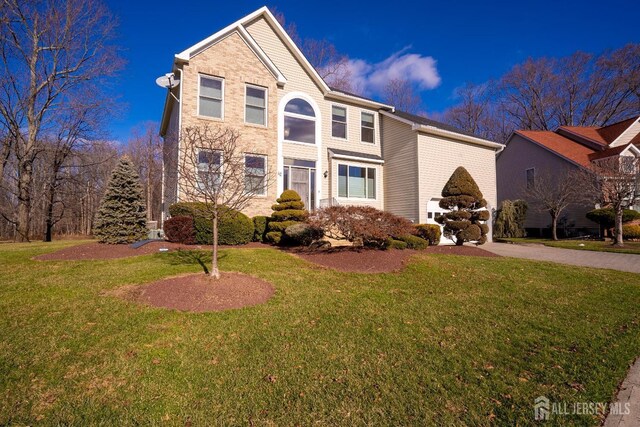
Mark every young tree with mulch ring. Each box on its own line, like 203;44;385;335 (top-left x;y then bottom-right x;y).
94;157;148;244
436;166;490;245
177;124;274;278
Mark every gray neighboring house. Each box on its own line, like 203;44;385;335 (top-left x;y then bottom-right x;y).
497;116;640;237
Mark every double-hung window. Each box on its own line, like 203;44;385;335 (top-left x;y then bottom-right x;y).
331;105;347;139
338;164;376;199
361;112;375;143
245;154;267;195
526;168;535;189
197;149;222;190
245;85;267;126
199;75;223;118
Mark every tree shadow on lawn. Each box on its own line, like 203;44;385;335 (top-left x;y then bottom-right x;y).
163;249;230;275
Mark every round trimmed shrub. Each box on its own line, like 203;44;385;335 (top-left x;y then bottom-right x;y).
397;234;428;249
415;224;441;246
385;238;408;250
265;231;282;245
284;223;324;246
267;190;307;245
253;216;268;242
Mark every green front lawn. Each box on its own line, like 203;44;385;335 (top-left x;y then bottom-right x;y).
2;241;640;425
502;238;640;255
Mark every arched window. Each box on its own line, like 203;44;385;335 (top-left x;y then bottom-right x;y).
283;98;316;144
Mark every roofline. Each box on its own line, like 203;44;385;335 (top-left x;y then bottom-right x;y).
511;131;587;169
380;110;502;150
610;116;640;147
325;90;394;111
174;7;287;85
328;150;385;164
556;126;606;150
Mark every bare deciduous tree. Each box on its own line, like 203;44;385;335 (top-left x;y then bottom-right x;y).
382;78;422;114
574;156;639;246
524;170;578;241
0;0;121;241
178;125;275;279
126;122;163;224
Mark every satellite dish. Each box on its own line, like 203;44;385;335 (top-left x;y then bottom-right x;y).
155;73;180;89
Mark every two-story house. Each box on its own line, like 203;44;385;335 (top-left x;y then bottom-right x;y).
160;7;502;240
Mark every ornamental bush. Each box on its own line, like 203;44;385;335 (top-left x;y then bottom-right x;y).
252;216;269;242
623;225;640;240
415;224;442;246
587;208;640;228
266;190;307;244
284;223;324;246
164;216;195;244
93;158;148;244
436;166;489;245
309;205;415;248
494;199;528;238
168;202;253;245
397;234;429;249
385;238;408;250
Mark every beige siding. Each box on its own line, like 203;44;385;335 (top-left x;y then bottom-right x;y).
497;134;598;231
416;133;498;231
381;116;419;221
177;31;279;217
611;119;640;147
244;17;383;203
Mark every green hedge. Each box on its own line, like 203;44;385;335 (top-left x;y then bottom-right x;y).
253;216;269;242
385;238;408;250
397;234;429;249
415;224;442;246
623;225;640;240
168;202;254;245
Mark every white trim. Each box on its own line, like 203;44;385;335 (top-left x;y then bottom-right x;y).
329;152;384;165
197;74;224;120
360;111;376;144
176;67;183;201
175;9;287;85
325;91;394;111
330;103;348;141
335;161;380;202
277;92;322;200
244;83;268;127
610;117;640;148
380;110;502;149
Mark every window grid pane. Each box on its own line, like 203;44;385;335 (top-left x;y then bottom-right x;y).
332;106;347;139
361;112;375;143
244;155;266;195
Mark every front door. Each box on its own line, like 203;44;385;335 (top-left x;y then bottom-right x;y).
283;159;316;210
290;167;310;209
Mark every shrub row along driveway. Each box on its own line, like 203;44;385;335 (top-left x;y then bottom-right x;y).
483;242;640;274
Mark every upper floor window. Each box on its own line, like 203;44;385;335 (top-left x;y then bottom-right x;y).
197;149;222;190
199;75;223;119
361;112;375;143
284;98;315;144
245;85;267;126
245;154;267;195
332;105;347;139
526;168;535;189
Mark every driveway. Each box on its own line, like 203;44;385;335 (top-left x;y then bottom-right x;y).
482;242;640;274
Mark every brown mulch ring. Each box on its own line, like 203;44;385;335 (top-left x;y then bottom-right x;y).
34;241;269;261
286;244;500;273
109;272;274;313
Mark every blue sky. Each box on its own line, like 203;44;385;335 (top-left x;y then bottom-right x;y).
105;0;640;144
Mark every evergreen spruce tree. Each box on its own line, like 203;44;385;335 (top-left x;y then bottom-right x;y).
436;166;490;245
94;157;148;244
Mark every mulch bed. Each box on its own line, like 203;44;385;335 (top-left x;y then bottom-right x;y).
34;241;269;261
286;244;500;273
111;272;274;313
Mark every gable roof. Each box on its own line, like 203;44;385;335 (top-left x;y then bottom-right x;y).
392;110;482;139
515;130;594;167
588;143;635;161
557;126;608;146
597;117;637;143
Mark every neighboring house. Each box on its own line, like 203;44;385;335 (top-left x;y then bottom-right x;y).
160;7;502;241
497;117;640;237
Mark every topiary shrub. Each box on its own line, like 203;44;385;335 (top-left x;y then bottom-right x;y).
623;225;640;240
385;238;408;250
169;203;253;245
436;167;489;245
309;205;415;248
265;231;282;245
266;190;307;244
397;234;429;249
284;223;324;246
253;216;269;242
164;216;195;244
94;158;148;244
415;224;441;246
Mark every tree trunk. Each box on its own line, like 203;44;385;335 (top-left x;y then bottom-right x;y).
16;162;33;242
211;212;220;279
43;184;55;242
613;205;624;247
551;214;558;241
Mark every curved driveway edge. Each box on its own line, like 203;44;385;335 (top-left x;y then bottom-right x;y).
481;242;640;274
603;357;640;427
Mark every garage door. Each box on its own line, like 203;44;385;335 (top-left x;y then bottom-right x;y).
426;198;455;245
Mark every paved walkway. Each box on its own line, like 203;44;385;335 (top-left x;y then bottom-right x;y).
604;357;640;427
482;242;640;274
